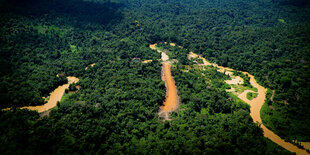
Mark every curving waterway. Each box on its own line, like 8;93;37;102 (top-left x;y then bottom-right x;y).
172;43;309;154
238;74;309;155
2;76;80;113
20;76;79;113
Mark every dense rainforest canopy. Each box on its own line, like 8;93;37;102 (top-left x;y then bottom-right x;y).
0;0;309;154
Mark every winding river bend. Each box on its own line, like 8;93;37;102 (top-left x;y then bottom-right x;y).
2;76;80;113
22;76;79;113
167;43;309;154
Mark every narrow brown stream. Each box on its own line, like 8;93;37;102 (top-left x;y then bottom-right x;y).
85;63;96;70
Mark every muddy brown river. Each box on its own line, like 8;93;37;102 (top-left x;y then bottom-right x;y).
174;43;309;154
161;63;179;112
21;76;79;113
150;43;179;120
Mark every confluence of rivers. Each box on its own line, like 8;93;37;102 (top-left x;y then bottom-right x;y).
151;43;309;155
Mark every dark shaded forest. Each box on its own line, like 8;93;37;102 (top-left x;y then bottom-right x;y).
0;0;309;154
